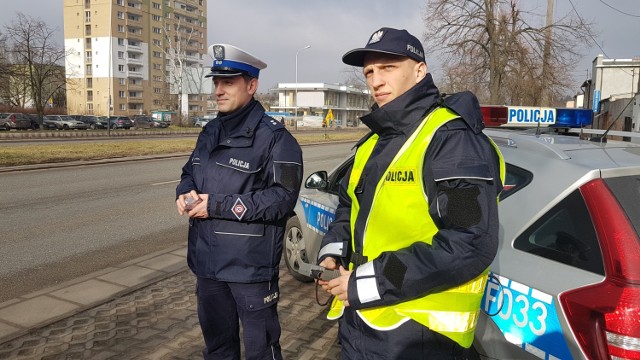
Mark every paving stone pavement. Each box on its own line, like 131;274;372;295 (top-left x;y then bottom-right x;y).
0;265;341;360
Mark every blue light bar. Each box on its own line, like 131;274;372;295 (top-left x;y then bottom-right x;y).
554;108;592;128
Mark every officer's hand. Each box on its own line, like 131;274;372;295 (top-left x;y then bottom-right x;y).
326;266;352;307
176;190;201;215
317;257;337;287
187;193;209;218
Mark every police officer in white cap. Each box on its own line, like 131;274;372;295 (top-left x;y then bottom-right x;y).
176;44;303;360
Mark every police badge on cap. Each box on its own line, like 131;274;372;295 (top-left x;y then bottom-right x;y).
205;44;267;79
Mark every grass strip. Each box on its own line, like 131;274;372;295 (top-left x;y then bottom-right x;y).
0;130;367;167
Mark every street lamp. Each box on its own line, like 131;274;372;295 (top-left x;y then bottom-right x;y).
294;45;311;131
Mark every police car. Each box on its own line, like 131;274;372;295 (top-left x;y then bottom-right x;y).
284;106;640;360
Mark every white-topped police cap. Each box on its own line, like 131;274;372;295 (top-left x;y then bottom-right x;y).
205;44;267;79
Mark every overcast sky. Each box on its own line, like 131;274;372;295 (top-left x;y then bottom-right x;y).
1;0;638;94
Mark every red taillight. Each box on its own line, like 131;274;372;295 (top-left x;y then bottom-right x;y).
560;179;640;359
480;105;508;127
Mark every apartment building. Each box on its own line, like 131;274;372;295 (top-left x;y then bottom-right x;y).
63;0;209;118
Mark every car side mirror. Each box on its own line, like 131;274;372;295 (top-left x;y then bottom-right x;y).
305;171;328;190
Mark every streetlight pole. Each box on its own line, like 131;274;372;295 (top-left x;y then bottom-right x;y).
295;45;311;131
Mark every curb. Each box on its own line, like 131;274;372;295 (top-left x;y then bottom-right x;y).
0;152;192;173
0;245;189;345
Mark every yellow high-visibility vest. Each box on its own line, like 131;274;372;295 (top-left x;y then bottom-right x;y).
327;107;505;348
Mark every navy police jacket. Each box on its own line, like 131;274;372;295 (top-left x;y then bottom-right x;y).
319;74;503;310
176;99;303;282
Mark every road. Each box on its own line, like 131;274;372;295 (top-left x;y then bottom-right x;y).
0;142;354;302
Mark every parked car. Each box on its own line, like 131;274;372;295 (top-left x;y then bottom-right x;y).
194;118;210;127
43;115;89;130
284;124;640;359
27;114;43;130
80;115;103;129
133;115;169;129
107;116;133;129
0;113;32;130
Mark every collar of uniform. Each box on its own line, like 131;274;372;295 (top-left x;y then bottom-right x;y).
217;99;264;147
360;73;440;137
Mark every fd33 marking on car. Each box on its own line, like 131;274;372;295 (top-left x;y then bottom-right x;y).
482;272;573;360
300;197;335;235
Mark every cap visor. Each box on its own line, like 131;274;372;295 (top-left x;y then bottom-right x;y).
205;71;244;78
342;48;412;67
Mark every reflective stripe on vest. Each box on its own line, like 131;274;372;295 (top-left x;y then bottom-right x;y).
327;107;505;348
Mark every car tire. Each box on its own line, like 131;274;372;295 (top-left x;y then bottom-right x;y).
284;216;314;283
90;124;95;130
63;124;70;130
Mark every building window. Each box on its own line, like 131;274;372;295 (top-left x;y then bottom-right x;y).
153;51;161;58
119;91;125;98
118;51;124;59
118;25;124;33
85;11;91;22
118;65;125;72
119;78;126;85
87;91;93;102
154;88;162;93
87;103;93;111
117;11;124;20
118;38;125;46
152;2;161;9
152;15;161;21
120;104;126;111
117;0;124;5
85;64;92;75
153;39;161;46
85;51;92;59
152;27;161;34
86;78;92;88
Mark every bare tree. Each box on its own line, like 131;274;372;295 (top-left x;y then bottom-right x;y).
423;0;594;106
158;17;208;126
0;30;13;105
3;13;69;117
341;66;369;91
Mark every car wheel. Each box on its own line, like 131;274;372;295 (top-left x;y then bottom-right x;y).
90;124;95;130
112;124;117;129
63;124;70;130
284;216;314;282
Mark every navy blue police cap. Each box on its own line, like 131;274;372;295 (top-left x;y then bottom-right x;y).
342;27;425;67
205;44;267;79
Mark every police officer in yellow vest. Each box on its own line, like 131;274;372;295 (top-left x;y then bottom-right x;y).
318;27;505;359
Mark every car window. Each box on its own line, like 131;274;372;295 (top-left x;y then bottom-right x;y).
604;175;640;238
499;164;533;201
328;156;354;194
513;190;604;275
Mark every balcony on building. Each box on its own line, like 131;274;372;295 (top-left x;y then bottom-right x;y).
126;1;142;13
127;42;143;53
126;56;143;66
127;70;143;78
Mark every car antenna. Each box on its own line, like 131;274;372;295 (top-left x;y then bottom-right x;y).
590;97;635;143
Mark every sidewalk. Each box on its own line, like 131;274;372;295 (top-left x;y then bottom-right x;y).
0;246;341;359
